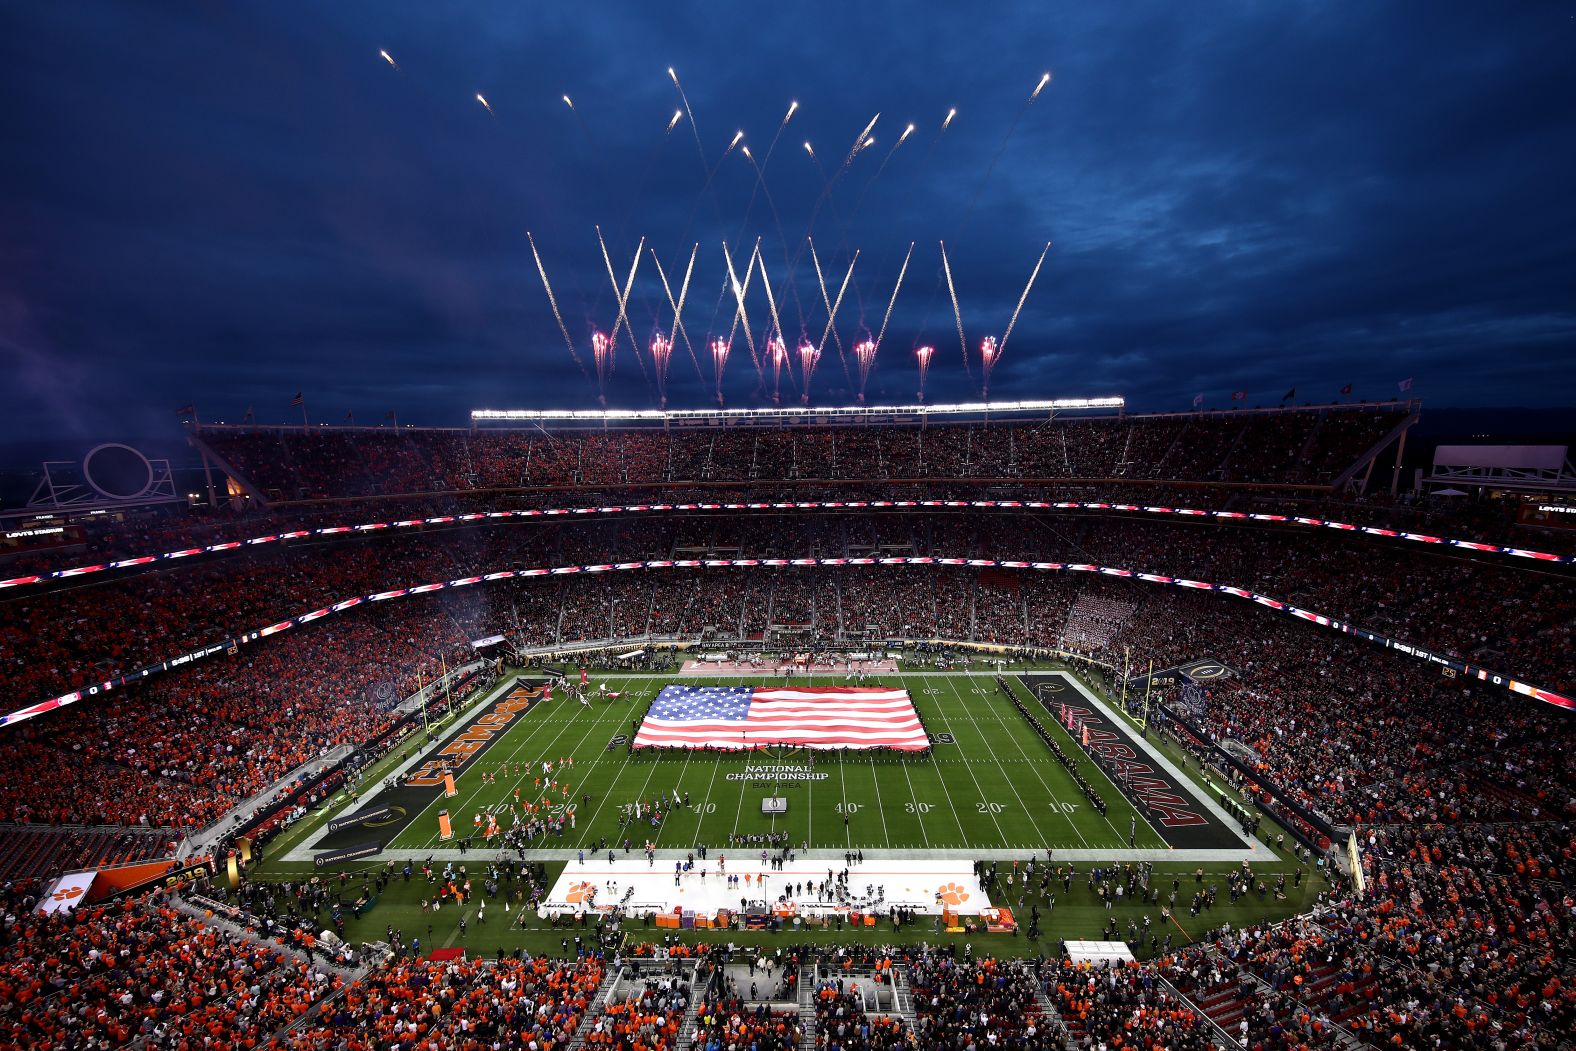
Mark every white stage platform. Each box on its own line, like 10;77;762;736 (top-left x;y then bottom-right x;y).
542;857;991;918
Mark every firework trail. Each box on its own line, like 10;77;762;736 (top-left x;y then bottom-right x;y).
939;241;971;382
915;345;935;400
849;123;914;225
808;239;854;385
475;93;493;116
960;71;1052;224
378;49;399;71
979;335;998;400
649;245;706;385
650;333;674;407
872;242;914;357
721;240;764;384
595;227;650;390
592;330;614;399
740;140;803;332
754;248;786;368
810;249;859;402
797;341;821;403
670;67;726;232
667;109;682;134
526;231;590;386
561;94;595;142
997;241;1052;363
709;338;731;405
768;336;788;403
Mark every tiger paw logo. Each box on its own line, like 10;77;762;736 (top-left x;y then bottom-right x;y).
51;885;85;904
565;882;596;904
937;882;970;906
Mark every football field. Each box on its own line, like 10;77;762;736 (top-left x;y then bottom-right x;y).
375;672;1201;855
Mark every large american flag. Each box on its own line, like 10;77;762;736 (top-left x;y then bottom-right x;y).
632;684;929;751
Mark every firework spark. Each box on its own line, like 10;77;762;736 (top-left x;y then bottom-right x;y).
475;93;493;115
667;109;682;133
915;345;935;400
872;241;914;358
709;337;731;404
721;240;763;382
798;341;821;403
811;248;859;403
592;330;613;394
650;333;674;406
1032;71;1053;100
942;107;956;131
526;231;589;383
998;241;1052;365
595;227;646;374
649;244;704;383
769;336;788;403
940;241;970;380
378;49;398;70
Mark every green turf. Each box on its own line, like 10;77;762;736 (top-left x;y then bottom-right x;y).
384;674;1168;853
238;666;1332;959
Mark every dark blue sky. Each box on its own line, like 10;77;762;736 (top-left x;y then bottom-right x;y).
2;1;1574;446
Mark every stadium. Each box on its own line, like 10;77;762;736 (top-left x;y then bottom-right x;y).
4;6;1575;1051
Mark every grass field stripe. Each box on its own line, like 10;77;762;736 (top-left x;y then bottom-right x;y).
455;697;618;846
916;679;1008;845
900;672;973;847
399;685;585;846
991;679;1091;848
940;676;1040;839
866;752;892;847
563;682;668;846
896;759;931;848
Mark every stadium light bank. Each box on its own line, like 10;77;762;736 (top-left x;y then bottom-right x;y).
471;397;1125;425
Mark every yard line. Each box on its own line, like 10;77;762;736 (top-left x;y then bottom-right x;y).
898;673;972;847
837;754;851;849
939;675;1053;847
402;680;590;847
913;679;1009;844
866;753;892;848
965;677;1089;848
897;761;931;848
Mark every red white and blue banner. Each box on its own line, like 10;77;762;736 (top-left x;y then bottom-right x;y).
3;498;1568;594
632;684;929;751
3;554;1569;730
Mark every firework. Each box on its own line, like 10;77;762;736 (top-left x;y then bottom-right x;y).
870;241;914;372
853;339;877;402
804;141;814;157
592;330;613;401
942;107;956;131
810;248;859;403
769;336;788;403
721;240;762;382
650;333;674;407
1032;71;1053;100
939;241;970;379
667;109;682;134
526;231;589;384
798;340;821;403
649;244;704;383
378;49;398;70
475;93;493;115
808;240;850;368
997;240;1052;364
709;337;731;405
915;345;935;400
594;227;646;380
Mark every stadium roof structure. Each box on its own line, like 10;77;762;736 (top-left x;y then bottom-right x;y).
470;397;1125;427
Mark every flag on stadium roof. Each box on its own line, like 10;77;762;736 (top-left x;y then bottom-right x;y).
632;685;929;751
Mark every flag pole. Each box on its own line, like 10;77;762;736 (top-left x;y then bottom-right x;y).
1120;646;1130;714
417;659;429;734
1141;659;1153;732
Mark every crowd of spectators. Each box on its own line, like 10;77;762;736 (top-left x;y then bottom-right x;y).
199;404;1408;499
0;882;338;1050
